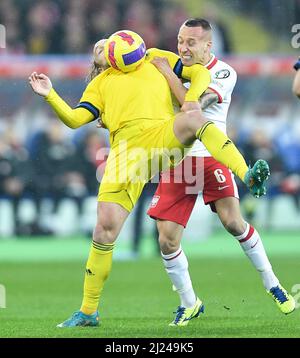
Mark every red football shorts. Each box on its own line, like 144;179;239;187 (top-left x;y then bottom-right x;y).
147;156;239;227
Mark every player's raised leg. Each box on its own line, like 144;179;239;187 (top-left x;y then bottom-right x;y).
173;109;270;197
57;201;129;327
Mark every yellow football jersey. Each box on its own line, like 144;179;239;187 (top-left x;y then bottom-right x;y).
79;62;175;134
45;49;210;212
46;49;210;136
146;48;210;101
77;50;210;135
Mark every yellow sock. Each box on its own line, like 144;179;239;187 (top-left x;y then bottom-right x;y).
80;241;114;315
196;122;248;182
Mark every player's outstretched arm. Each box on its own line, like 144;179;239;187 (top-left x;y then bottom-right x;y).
151;57;218;112
28;72;96;129
199;91;219;110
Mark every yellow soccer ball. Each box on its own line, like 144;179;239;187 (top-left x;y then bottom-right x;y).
104;30;146;73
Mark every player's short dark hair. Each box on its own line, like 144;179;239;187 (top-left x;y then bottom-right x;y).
183;18;212;31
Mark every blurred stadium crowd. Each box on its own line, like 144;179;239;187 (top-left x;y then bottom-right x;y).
0;0;300;237
1;0;299;55
0;0;232;55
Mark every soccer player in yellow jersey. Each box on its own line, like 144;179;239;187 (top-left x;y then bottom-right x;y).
28;30;270;327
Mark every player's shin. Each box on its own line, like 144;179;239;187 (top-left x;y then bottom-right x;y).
196;121;248;182
80;241;114;315
161;246;197;308
235;223;279;290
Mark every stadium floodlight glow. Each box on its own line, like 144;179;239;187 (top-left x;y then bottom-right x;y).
291;24;300;49
0;284;6;308
0;24;6;48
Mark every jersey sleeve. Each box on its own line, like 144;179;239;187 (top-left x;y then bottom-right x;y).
77;77;104;119
45;88;96;129
146;48;179;69
181;64;211;101
149;49;184;78
208;67;237;103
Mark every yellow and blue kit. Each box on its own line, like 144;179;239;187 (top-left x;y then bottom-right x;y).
45;48;210;211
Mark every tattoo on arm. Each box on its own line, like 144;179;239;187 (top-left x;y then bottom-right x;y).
199;93;219;110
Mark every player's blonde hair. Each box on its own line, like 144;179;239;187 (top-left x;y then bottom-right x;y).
87;39;109;82
86;62;104;82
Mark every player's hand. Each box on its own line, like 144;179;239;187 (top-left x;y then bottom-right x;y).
151;57;173;77
96;118;107;129
28;72;52;97
181;101;202;112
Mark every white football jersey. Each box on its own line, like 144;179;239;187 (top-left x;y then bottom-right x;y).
185;54;237;157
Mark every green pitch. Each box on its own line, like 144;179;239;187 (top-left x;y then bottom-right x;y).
0;231;299;338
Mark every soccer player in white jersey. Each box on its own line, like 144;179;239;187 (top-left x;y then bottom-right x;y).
147;18;295;326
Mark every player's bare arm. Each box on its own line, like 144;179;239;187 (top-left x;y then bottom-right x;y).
147;48;210;111
199;91;218;110
151;56;186;105
151;58;217;112
150;55;207;112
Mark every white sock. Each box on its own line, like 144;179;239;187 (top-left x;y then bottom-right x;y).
161;246;197;308
235;223;279;290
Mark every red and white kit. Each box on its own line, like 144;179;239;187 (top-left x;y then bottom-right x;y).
148;55;238;227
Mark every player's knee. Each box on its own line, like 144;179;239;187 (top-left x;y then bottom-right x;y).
222;217;245;236
93;221;117;244
179;112;207;139
158;232;180;255
186;110;206;129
